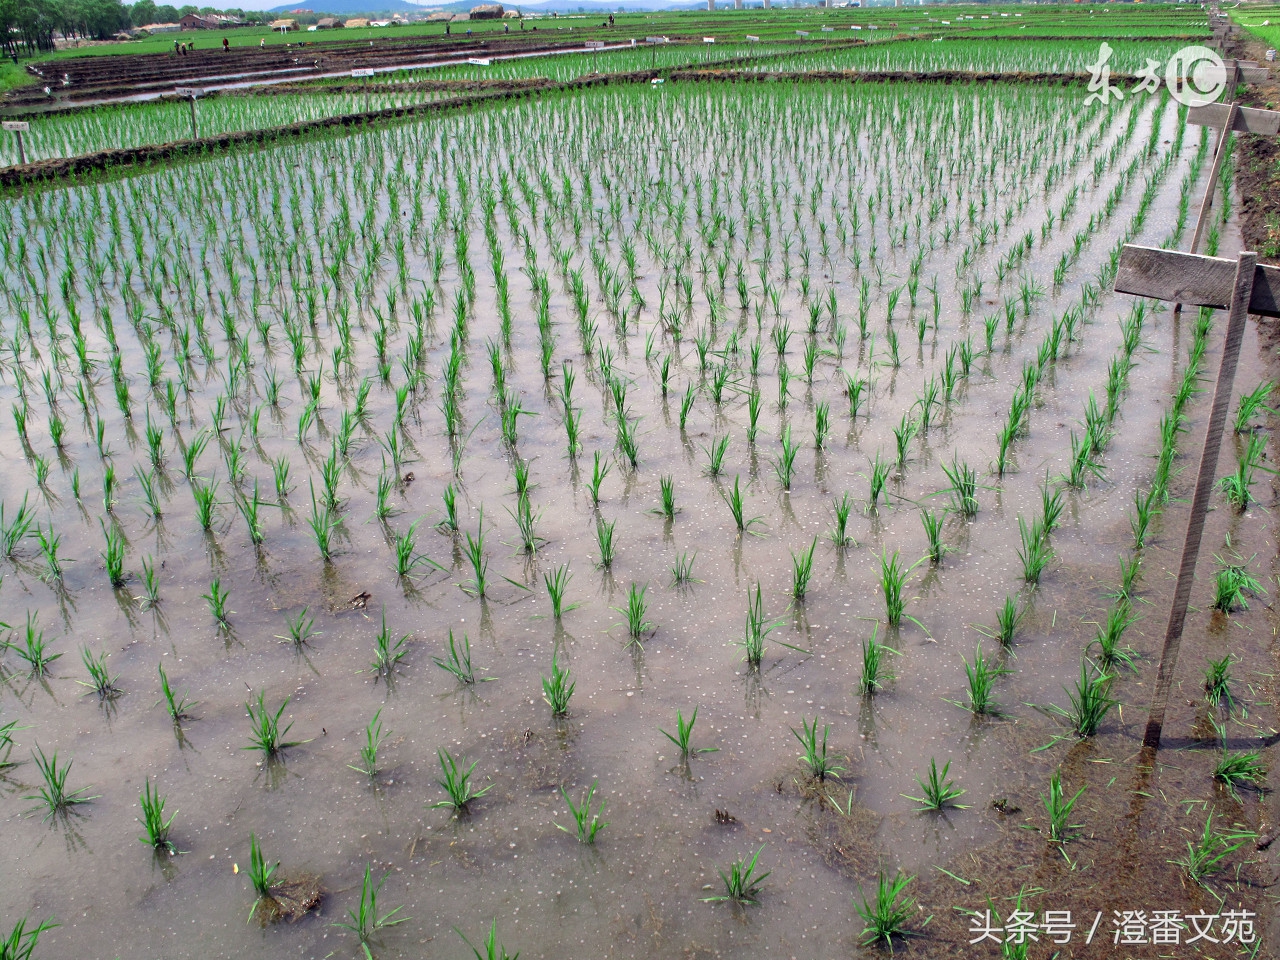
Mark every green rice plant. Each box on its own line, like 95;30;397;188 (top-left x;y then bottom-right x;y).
1234;380;1274;432
878;550;924;629
456;920;518;960
1039;479;1065;536
192;479;218;532
828;492;855;548
1065;431;1105;488
844;372;868;421
14;613;60;677
792;716;845;782
616;415;640;469
772;425;799;490
555;780;608;844
1204;654;1235;711
1090;600;1138;671
657;475;677;520
181;429;210;479
980;595;1024;648
1218;432;1266;509
702;434;730;478
722;475;763;534
860;624;895;696
25;746;97;821
588;450;611;505
433;630;491;685
276;607;318;648
0;916;56;960
348;709;389;778
701;845;770;904
101;519;126;588
236;483;266;546
1042;770;1086;843
508;493;545;556
1168;811;1254;885
1052;659;1118;738
35;525;63;582
431;747;492;813
307;482;336;562
136;467;162;520
372;609;409;678
941;457;978;518
544;564;575;620
133;554;160;610
660;705;717;757
595;516;616;569
679;382;696;431
960;643;1011;717
137;776;177;853
790;537;817;602
892;414;918;470
0;494;35;557
1212;549;1265;612
670;547;701;586
542;650;575;717
903;758;968;811
739;583;778;666
866;452;890;511
613;582;654;645
273;456;291;501
920;508;947;564
202;577;231;627
854;871;916;948
332;863;408;956
0;720;23;772
156;662;195;724
1017;516;1051;584
746;387;762;444
995;421;1016;478
460;512;490;598
813;401;831;450
1129;485;1160;549
246;833;281;922
244;689;303;757
77;645;120;699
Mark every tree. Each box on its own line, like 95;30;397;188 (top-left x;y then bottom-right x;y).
130;0;157;25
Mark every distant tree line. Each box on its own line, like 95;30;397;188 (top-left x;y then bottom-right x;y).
1;0;265;54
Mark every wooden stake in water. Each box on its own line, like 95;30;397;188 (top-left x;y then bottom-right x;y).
1113;245;1280;749
175;87;204;139
3;120;29;165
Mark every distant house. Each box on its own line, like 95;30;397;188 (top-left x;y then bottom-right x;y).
315;17;342;28
180;12;244;29
344;17;369;27
269;18;298;30
135;21;180;32
469;4;504;19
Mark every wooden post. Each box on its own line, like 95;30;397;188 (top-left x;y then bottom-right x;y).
1112;245;1280;750
3;121;29;165
176;87;203;139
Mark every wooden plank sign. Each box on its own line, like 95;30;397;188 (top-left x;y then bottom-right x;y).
351;68;375;78
1115;245;1280;318
745;34;759;41
175;87;204;98
1187;102;1280;136
467;58;492;66
2;121;29;132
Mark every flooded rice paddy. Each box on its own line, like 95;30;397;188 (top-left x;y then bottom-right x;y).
0;81;1276;957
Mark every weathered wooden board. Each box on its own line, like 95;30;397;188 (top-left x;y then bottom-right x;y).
1187;102;1280;135
1115;245;1280;317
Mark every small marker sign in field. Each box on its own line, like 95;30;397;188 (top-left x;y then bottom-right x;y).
795;30;809;36
745;34;759;41
351;69;375;78
2;121;30;132
703;37;715;43
174;87;204;98
585;40;605;49
821;25;833;32
467;57;492;66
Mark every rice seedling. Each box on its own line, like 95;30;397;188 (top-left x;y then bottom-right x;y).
246;833;281;922
202;577;231;628
959;643;1011;717
660;705;717;757
101;519;126;588
1168;811;1255;886
588;450;611;505
25;746;97;821
772;425;799;490
14;613;60;677
920;508;947;564
433;630;491;685
348;709;390;778
307;482;336;562
543;563;575;620
555;780;608;844
371;610;410;678
941;457;978;518
722;474;763;534
1218;432;1266;509
1052;659;1118;738
35;525;63;582
244;689;303;757
813;401;831;450
156;662;195;724
792;716;845;782
0;495;34;558
670;550;699;586
332;864;408;956
903;758;968;811
854;871;916;948
1041;770;1085;843
615;414;640;469
460;513;490;598
828;491;855;548
1212;550;1265;612
656;474;677;520
595;516;616;569
0;916;57;960
191;479;218;532
456;920;518;960
541;649;576;717
878;549;924;629
431;747;492;813
678;383;696;431
701;434;730;478
1234;380;1274;432
701;845;770;904
892;414;918;470
275;607;318;648
1017;516;1051;584
860;624;896;696
979;595;1024;648
1089;600;1138;671
613;582;654;646
137;777;177;854
1204;654;1235;711
77;646;120;699
790;537;817;602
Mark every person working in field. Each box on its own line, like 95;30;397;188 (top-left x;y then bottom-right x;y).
223;38;230;52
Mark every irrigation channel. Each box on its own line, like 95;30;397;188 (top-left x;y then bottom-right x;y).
0;75;1276;958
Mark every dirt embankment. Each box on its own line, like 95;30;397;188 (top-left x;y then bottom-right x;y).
1228;35;1280;264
